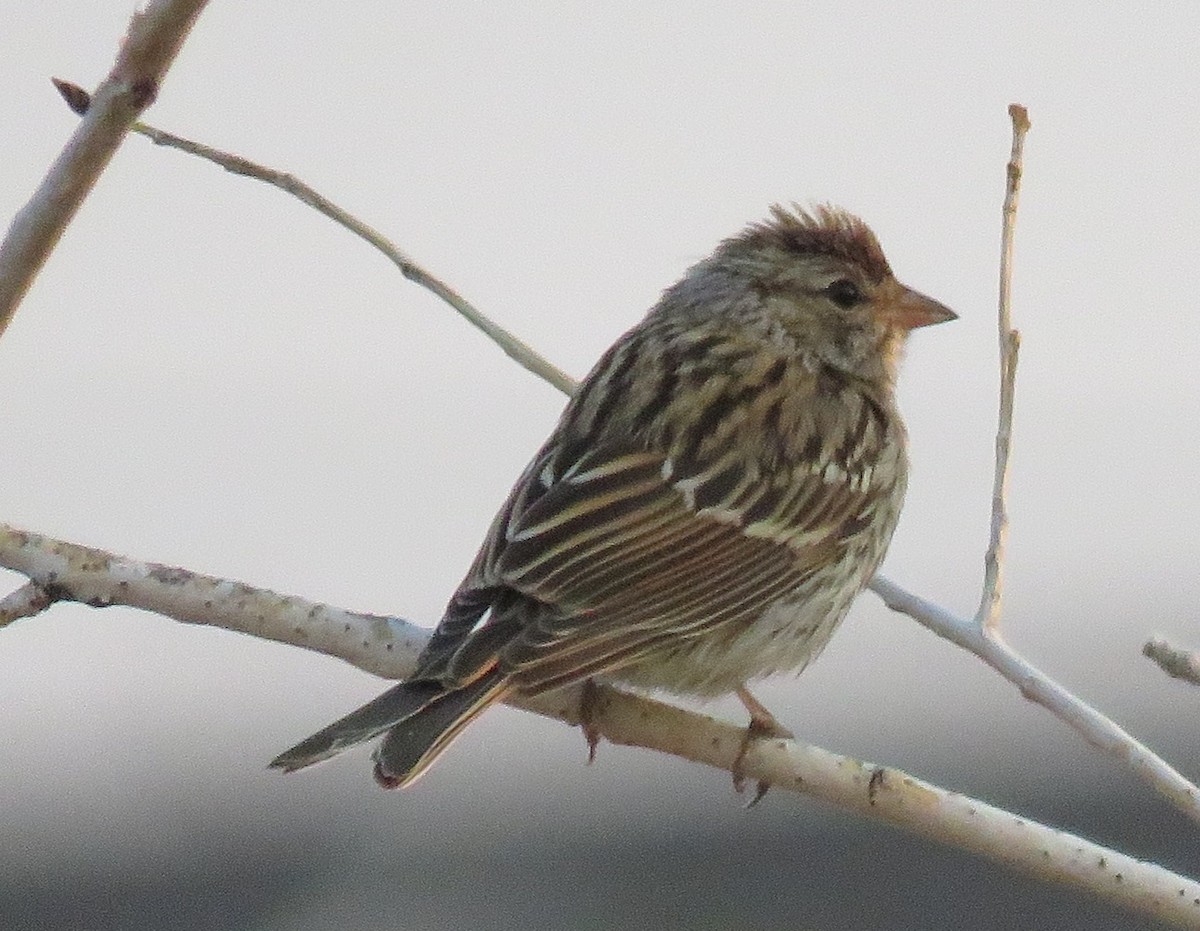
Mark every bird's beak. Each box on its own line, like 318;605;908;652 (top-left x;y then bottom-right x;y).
878;280;958;330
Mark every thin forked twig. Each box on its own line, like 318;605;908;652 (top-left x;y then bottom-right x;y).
871;575;1200;823
875;107;1200;825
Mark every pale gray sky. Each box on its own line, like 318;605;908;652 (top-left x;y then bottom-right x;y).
1;4;1198;929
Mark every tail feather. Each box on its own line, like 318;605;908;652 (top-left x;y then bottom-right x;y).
373;669;512;789
270;679;445;773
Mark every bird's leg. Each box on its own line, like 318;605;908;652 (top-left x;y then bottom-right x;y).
578;678;603;764
733;685;794;805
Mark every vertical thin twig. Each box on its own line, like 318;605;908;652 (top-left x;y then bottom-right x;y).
977;104;1029;633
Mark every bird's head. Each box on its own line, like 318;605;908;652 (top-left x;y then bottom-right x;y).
663;204;956;383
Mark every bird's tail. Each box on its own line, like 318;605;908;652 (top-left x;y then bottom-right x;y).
372;668;512;788
269;669;511;788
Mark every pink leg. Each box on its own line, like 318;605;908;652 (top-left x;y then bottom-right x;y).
732;685;794;805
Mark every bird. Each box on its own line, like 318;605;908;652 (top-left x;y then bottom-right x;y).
270;204;956;789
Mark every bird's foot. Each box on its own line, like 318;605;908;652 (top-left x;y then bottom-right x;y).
732;686;793;806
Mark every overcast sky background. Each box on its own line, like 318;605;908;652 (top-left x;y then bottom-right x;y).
2;4;1198;929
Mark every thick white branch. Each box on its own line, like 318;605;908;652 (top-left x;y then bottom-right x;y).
0;524;424;679
568;687;1200;929
1;521;1198;926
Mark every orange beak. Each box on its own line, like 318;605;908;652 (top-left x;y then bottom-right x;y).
877;279;958;331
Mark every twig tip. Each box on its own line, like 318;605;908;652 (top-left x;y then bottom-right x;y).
1008;104;1031;133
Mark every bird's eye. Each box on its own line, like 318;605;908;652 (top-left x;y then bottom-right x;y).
824;279;863;309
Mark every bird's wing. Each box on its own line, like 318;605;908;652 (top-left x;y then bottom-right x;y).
473;432;883;692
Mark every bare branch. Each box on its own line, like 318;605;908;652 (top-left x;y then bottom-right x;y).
47;83;576;396
870;575;1200;825
0;0;210;339
1;522;1197;926
0;523;425;679
1145;637;1200;687
977;104;1028;632
0;580;55;626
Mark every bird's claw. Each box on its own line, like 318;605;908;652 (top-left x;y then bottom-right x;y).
732;686;793;804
